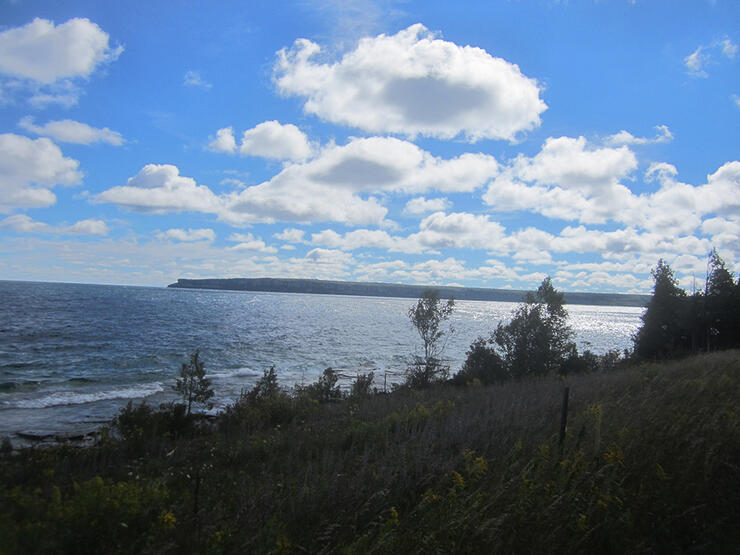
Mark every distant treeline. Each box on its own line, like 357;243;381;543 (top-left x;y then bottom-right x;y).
168;277;649;307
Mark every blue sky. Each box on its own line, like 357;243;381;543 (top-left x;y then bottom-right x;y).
0;0;738;293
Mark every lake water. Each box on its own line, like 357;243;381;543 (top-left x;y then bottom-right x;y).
0;281;644;439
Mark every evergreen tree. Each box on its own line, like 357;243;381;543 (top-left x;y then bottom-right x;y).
705;249;740;350
633;260;689;360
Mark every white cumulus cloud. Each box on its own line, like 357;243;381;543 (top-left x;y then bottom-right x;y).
19;116;124;145
0;17;122;83
95;164;221;215
411;211;506;250
209;127;238;154
99;134;500;228
228;232;278;253
274;228;305;242
225;136;496;226
0;133;82;213
403;196;451;215
604;125;673;146
157;228;216;242
0;213;107;235
210;121;313;161
297;136;497;194
66;219;109;235
311;228;425;253
305;247;355;266
240;121;313;161
274;24;546;141
484;136;638;225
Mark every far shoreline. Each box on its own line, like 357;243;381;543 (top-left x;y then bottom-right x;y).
168;277;650;308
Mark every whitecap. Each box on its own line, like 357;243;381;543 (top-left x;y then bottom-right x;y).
11;382;164;409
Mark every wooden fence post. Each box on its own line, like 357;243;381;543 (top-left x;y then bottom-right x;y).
559;386;570;445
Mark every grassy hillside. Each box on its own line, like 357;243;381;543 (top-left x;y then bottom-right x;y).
2;351;738;553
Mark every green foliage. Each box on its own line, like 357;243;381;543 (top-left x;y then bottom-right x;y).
174;349;214;415
453;337;506;385
559;348;627;376
300;367;342;403
220;367;298;433
634;259;689;359
495;277;575;378
246;366;281;403
112;400;192;442
407;289;455;387
633;253;740;359
704;249;740;351
461;277;575;382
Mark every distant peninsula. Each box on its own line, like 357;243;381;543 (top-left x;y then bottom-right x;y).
167;277;649;307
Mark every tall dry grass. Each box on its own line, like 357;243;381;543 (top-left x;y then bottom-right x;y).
1;351;738;553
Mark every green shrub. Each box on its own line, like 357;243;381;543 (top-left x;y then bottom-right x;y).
300;367;342;403
349;371;376;398
453;337;506;385
112;400;194;443
220;367;306;433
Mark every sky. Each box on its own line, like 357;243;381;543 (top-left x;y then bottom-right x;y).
0;0;738;293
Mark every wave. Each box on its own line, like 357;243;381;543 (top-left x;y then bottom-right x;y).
11;382;164;409
208;367;261;380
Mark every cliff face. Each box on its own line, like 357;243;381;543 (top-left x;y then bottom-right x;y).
167;278;649;307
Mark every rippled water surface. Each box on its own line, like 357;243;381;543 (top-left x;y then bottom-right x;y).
0;281;644;438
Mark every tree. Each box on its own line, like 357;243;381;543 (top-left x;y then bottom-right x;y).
704;249;740;350
174;349;214;415
406;289;455;388
246;366;281;403
492;277;575;379
633;259;689;360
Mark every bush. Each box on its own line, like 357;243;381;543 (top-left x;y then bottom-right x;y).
349;372;376;399
112;400;193;442
452;338;506;385
220;367;297;432
300;367;342;403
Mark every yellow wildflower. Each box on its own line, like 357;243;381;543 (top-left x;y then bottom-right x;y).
159;510;176;530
